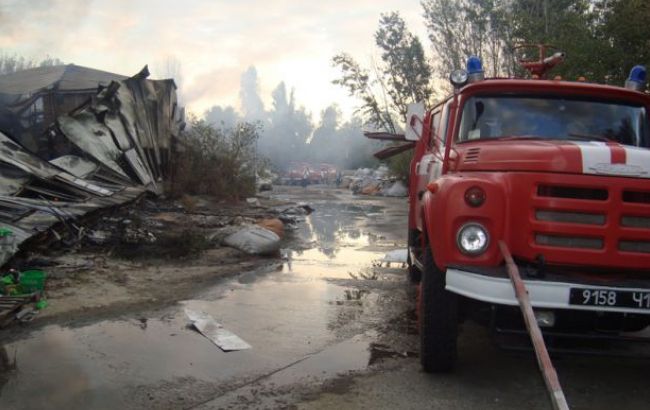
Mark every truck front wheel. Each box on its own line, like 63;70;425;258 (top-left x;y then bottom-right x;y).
420;245;458;373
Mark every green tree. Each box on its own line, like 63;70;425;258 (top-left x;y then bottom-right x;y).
510;0;607;81
375;12;434;119
333;12;433;180
0;53;63;75
171;117;259;199
333;11;433;133
422;0;516;78
597;0;650;85
332;53;397;133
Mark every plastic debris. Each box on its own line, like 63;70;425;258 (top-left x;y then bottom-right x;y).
382;249;408;264
223;226;281;255
86;230;111;245
383;181;408;197
18;270;46;293
1;269;46;296
35;299;48;310
185;309;251;351
257;218;284;238
348;166;409;197
15;306;36;322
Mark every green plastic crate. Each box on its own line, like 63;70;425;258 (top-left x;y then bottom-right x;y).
19;270;46;293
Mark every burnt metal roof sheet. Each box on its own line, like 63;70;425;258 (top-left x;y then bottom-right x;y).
0;64;128;96
0;65;183;266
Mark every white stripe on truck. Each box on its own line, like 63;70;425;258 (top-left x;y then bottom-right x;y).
573;141;650;178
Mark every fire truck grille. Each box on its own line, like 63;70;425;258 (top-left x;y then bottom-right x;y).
529;181;650;262
537;185;608;200
619;240;650;254
622;190;650;204
621;216;650;229
536;210;605;225
535;234;604;250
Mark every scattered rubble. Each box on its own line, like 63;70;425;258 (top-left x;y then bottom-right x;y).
0;192;304;323
0;268;47;327
343;166;408;197
277;203;314;229
0;62;313;327
0;65;184;267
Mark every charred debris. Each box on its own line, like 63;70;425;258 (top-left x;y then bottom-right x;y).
0;63;186;267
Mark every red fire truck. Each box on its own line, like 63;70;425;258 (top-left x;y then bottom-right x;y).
405;49;650;373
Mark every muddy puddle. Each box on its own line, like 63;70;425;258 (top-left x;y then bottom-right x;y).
0;191;410;409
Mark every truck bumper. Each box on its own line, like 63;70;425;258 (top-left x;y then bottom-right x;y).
446;268;650;315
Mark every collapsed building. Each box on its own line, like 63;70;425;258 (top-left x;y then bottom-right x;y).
0;64;184;266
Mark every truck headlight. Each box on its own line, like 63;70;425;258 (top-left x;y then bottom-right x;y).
457;223;489;256
449;69;468;88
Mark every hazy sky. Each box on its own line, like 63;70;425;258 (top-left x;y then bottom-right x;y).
0;0;428;119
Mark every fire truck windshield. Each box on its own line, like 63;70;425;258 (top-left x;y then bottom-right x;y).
458;96;649;147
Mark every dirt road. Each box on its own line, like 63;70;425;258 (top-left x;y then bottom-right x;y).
1;186;649;409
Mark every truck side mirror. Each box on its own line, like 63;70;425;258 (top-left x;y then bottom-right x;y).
405;102;425;141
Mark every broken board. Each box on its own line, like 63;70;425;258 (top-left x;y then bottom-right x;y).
0;296;31;328
185;309;251;352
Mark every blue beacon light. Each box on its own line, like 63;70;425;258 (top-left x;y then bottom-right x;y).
625;65;646;91
467;56;484;82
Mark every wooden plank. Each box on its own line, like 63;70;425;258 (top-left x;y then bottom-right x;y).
0;295;31;327
373;142;416;160
363;132;407;141
0;302;23;327
1;297;32;302
498;241;570;410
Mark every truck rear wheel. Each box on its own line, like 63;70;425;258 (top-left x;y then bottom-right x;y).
420;245;458;373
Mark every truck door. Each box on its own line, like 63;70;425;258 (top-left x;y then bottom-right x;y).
415;109;443;231
430;101;449;179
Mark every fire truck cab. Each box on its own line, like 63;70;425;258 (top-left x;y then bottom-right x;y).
407;54;650;373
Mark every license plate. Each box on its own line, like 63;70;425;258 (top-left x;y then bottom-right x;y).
569;288;650;310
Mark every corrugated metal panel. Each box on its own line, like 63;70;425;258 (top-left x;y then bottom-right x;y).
0;65;182;267
0;64;127;96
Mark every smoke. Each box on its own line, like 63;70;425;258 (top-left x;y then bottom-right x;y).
271;81;294;116
319;105;338;130
0;0;92;57
239;66;265;120
153;55;185;104
204;66;378;171
204;105;239;130
308;105;378;169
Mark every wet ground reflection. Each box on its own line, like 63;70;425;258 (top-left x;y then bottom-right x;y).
294;202;385;258
0;345;15;395
0;190;409;409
